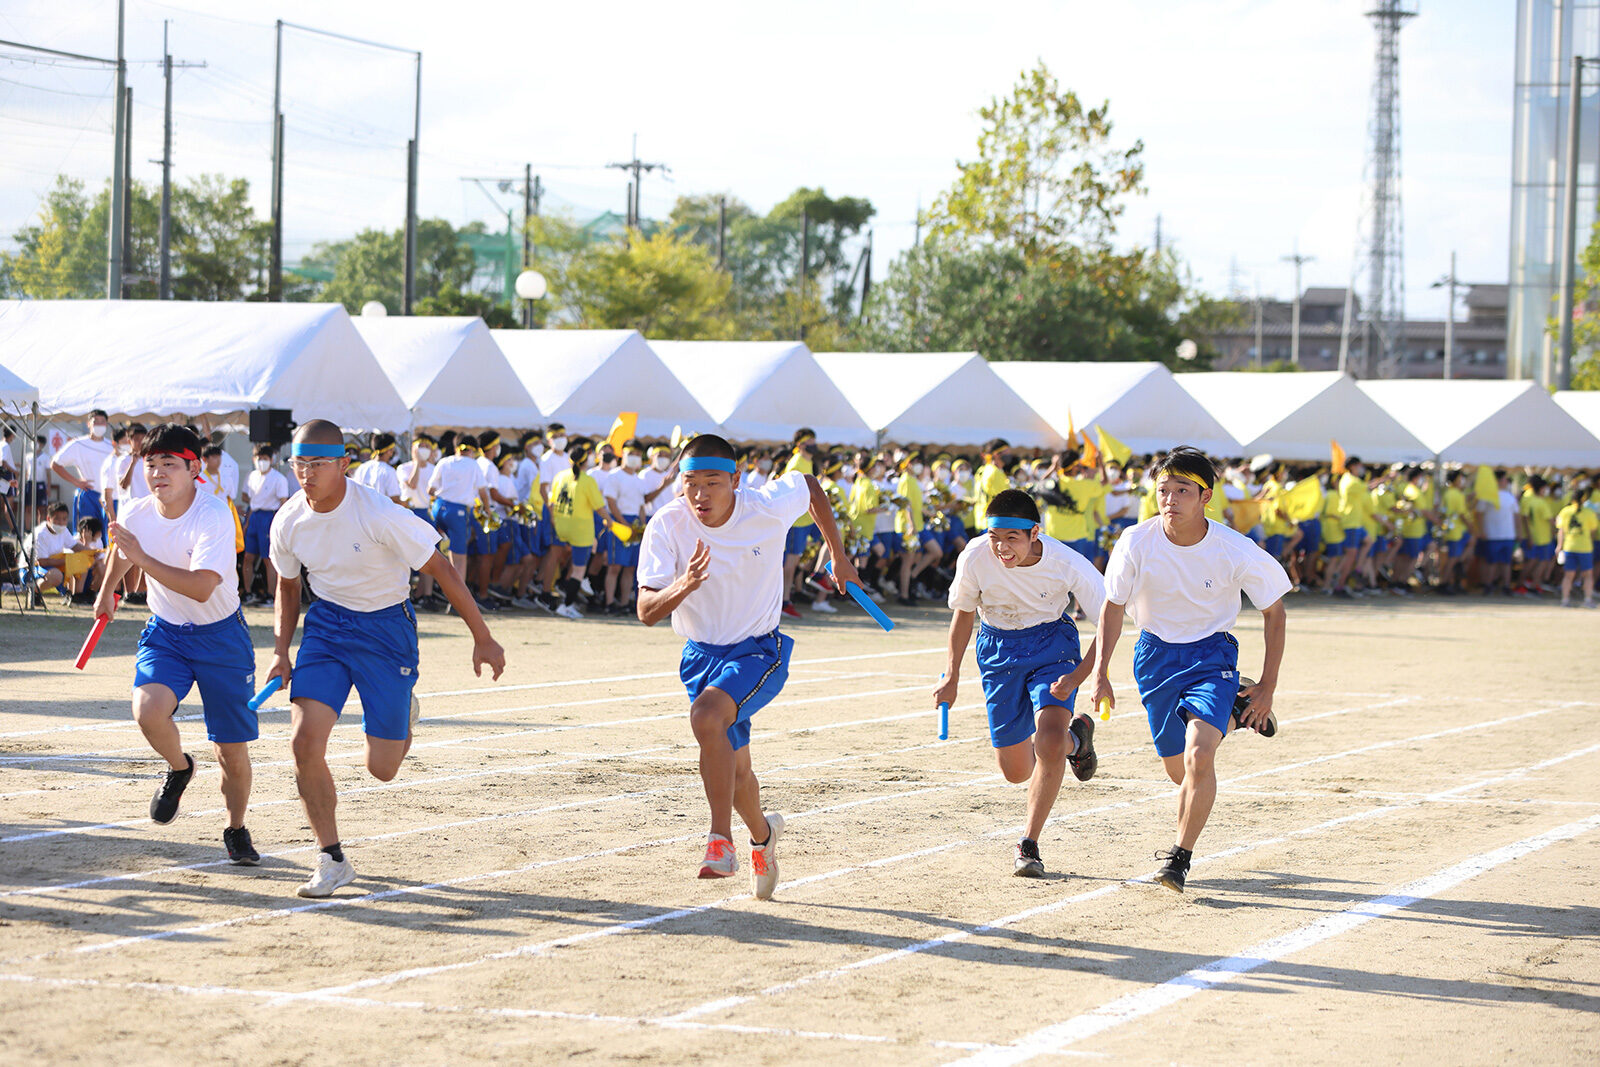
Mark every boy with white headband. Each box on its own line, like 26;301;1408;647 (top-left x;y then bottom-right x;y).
934;488;1105;878
637;433;860;899
1090;446;1290;894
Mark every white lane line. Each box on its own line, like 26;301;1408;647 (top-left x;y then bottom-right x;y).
948;811;1600;1066
0;727;989;900
654;736;1600;1022
280;706;1590;1005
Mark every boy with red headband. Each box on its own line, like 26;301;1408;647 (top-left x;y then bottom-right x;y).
92;423;263;866
636;433;860;899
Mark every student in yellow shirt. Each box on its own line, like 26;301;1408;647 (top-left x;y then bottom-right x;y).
1391;466;1435;593
1040;448;1108;566
543;438;607;620
1556;487;1597;608
895;454;942;605
1436;469;1473;594
1518;475;1558;594
1318;471;1348;595
780;428;819;618
1331;457;1374;593
972;438;1012;528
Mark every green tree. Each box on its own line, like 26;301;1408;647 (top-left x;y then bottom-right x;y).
171;175;260;301
563;229;734;338
415;284;517;328
319;218;478;314
1562;217;1600;388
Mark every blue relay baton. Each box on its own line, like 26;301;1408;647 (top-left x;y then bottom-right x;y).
822;561;894;632
247;676;282;712
939;701;950;740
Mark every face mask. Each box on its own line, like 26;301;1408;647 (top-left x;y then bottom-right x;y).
255;459;271;473
549;436;567;452
527;444;542;459
46;521;65;535
757;459;773;472
912;462;925;476
1107;469;1122;482
624;454;643;471
89;425;106;440
935;469;951;484
653;456;670;471
842;465;858;480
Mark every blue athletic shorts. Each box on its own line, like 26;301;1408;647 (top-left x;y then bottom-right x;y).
1401;536;1428;558
919;527;942;552
134;610;257;744
1323;538;1345;559
1064;539;1098;562
1527;542;1555;561
469;515;493;556
939;516;968;553
244;508;275;557
1264;534;1286;558
1483;539;1515;564
610;515;641;567
291;598;419;741
431;500;470;554
975;616;1081;749
1445;537;1468;559
554;538;593;568
679;629;794;750
1297;520;1321;553
872;531;900;555
1367;535;1388;557
72;488;104;531
1132;630;1240;759
1564;550;1594;573
784;523;816;558
1342;527;1367;551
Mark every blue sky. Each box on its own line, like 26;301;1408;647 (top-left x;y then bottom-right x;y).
1;0;1512;320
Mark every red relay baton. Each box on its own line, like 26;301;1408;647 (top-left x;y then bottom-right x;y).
73;593;122;670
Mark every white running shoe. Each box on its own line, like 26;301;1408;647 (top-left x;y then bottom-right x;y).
297;852;356;898
751;814;784;900
579;577;595;597
810;598;838;614
699;834;738;879
409;691;421;733
511;596;539;610
555;603;584;620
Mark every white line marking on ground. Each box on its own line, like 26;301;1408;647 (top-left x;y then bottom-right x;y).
947;811;1600;1066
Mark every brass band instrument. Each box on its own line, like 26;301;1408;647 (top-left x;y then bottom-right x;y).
473;497;503;533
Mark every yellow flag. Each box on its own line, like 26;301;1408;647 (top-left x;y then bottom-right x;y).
1331;439;1346;476
606;412;638;454
1096;425;1132;465
1474;464;1499;508
1279;477;1322;523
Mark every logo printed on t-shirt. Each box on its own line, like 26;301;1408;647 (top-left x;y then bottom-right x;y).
752;547;761;556
1204;579;1212;588
352;542;362;552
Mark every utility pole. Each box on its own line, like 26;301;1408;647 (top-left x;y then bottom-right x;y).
269;19;283;301
1253;282;1264;368
154;21;206;300
1432;251;1460;381
1282;247;1315;367
797;207;810;340
1154;214;1163;256
107;0;126;300
913;195;922;248
717;197;727;269
607;135;668;230
403;48;421;316
122;86;133;296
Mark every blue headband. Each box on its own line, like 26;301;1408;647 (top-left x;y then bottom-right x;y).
681;456;737;473
290;442;345;458
986;515;1037;530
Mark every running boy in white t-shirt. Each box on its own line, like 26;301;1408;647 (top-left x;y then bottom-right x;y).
1091;447;1290;893
266;420;506;898
936;489;1105;877
92;423;263;866
636;433;861;899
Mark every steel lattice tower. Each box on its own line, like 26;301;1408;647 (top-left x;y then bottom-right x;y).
1358;1;1417;377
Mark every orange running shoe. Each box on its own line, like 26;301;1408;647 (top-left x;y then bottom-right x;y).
751;813;785;900
699;834;738;878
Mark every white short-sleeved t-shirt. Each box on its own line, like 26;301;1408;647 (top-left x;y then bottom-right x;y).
56;435;114;490
269;481;441;613
428;455;487;506
246;468;290;512
513;456;538;502
948;533;1107;631
217;450;240;501
1103;518;1291;644
397;460;433;509
539;450;572;489
1479;489;1518;541
639;466;671;517
30;522;77;562
354;458;402;500
637;470;811;645
118;490;241;625
607;468;647;516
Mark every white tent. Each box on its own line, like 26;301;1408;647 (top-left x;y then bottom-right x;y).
0;363;39;411
1554;390;1600;446
813;351;1061;448
1360;380;1600;467
652;340;874;445
355;316;538;430
1177;371;1430;462
993;361;1238;455
491;329;714;438
0;300;410;431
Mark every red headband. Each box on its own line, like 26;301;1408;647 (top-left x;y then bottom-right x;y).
144;448;198;464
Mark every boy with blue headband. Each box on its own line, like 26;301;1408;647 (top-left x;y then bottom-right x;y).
636;433;860;899
934;488;1106;878
1090;446;1290;894
266;420;506;899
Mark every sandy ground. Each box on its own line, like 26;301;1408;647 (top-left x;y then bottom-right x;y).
0;591;1596;1065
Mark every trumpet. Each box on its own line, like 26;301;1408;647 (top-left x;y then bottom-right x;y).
473;498;502;533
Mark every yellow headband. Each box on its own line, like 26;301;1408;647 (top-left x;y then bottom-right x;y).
1170;471;1211;491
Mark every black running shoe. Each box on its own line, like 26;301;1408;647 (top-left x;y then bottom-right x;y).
1013;838;1045;878
223;825;260;866
1067;714;1097;782
149;754;194;824
1232;679;1278;738
1152;847;1189;893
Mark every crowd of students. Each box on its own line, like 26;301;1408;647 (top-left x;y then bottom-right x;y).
10;416;1599;614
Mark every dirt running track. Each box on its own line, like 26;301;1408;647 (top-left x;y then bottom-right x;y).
1;593;1596;1065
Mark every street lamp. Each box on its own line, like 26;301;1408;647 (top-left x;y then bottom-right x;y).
361;300;388;318
515;269;547;329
